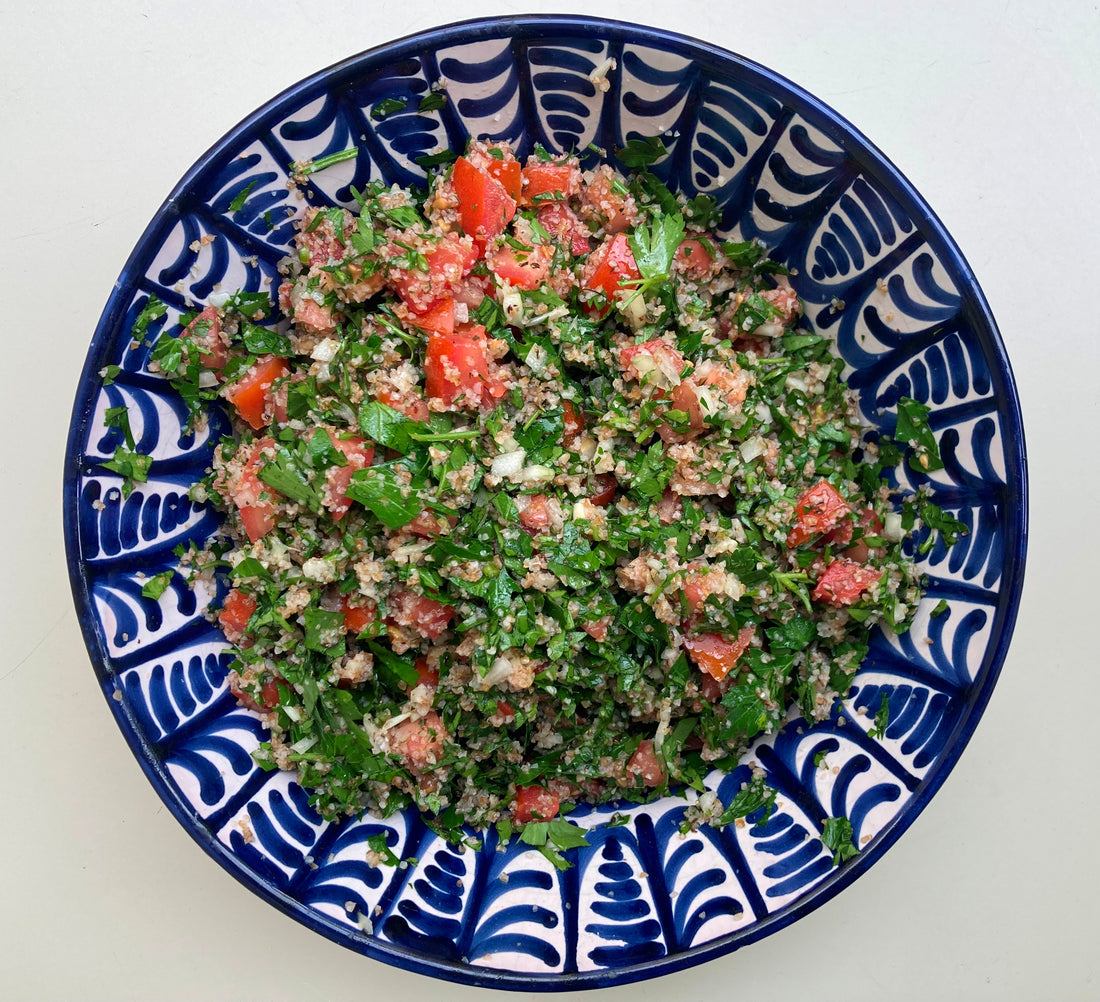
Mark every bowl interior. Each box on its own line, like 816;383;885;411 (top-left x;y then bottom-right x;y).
64;15;1026;990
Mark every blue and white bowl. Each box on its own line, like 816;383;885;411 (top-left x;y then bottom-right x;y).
64;15;1027;990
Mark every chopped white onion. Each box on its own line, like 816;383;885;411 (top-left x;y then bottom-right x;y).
883;511;904;541
525;343;548;373
491;449;526;477
282;704;302;723
311;337;340;362
478;657;514;689
208;290;232;308
519;464;555;484
290;735;318;755
198;370;219;389
739;436;767;462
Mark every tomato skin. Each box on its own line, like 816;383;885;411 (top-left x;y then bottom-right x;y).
812;559;882;606
322;435;375;521
488;242;552;290
496;699;516;721
674;238;718;280
521;162;581;204
583;233;640;309
786;480;851;547
625;739;666;787
225;356;289;430
230;439;279;542
406;510;458;538
589;473;617;507
388;710;446;772
218;589;256;636
184;306;226;370
424;325;503;409
655;488;682;525
407;298;455;336
683;627;755;681
452;156;516;247
386;587;455;640
513;784;561;823
388;235;478;313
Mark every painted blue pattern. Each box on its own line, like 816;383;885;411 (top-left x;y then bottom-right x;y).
63;15;1026;991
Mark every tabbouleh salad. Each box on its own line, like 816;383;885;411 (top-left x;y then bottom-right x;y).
111;136;965;863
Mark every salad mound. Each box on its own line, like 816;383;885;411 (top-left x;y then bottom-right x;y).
135;137;962;851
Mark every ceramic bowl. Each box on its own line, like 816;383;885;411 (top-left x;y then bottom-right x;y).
64;15;1027;990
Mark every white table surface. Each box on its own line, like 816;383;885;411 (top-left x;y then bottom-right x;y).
2;2;1097;999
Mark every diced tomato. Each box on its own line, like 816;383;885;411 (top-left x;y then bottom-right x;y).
407;298;455;336
521;161;581;204
224;356;289;431
618;338;687;385
340;597;377;635
561;398;584;440
786;479;851;547
812;559;882;606
488;242;552;290
496;699;516;721
485;158;522;200
536;202;590;255
625;739;665;787
513;784;561;823
322;435;375;521
424;325;503;408
581;169;637;233
230;676;282;713
229;439;279;542
294;297;336;336
388;234;478;313
452;156;516;247
655;488;683;525
824;507;883;563
218;589;256;635
583;233;640;310
582;616;611;642
406;510;458;537
388;710;446;772
184;306;226;370
681;566;727;617
589;473;617;507
674;238;718;281
377;387;430;423
386;587;455;640
683;627;755;681
413;656;439;689
518;494;551;532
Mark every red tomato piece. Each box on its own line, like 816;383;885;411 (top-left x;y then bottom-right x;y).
683;627;755;681
388;710;446;772
812;559;882;606
485;158;522;200
513;784;561;823
376;387;430;423
294;297;336;336
452;156;516;246
488;242;553;290
340;597;377;635
583;233;641;309
561;398;584;440
589;473;617;507
536;202;591;255
389;235;478;313
518;494;552;533
406;510;459;537
413;656;439;689
407;298;455;336
387;587;455;640
582;616;611;642
230;676;282;713
674;238;718;280
655;488;683;525
229;439;280;542
424;325;502;409
224;356;289;431
625;739;666;787
184;305;226;370
521;162;581;204
323;435;375;521
218;589;256;636
496;699;516;722
786;480;852;547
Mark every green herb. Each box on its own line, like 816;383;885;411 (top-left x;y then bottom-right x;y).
617;136;668;167
293;147;359;175
345;460;423;529
418;93;446;112
371;97;408;119
930;598;949;618
894;396;945;473
257;446;323;511
239;322;293;357
821;815;860;865
716;775;778;826
228;180;259;212
518;819;590;870
130;295;168;342
100;445;153;498
866;692;890;739
141;571;174;600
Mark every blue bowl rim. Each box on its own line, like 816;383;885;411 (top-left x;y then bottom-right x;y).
63;13;1028;991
